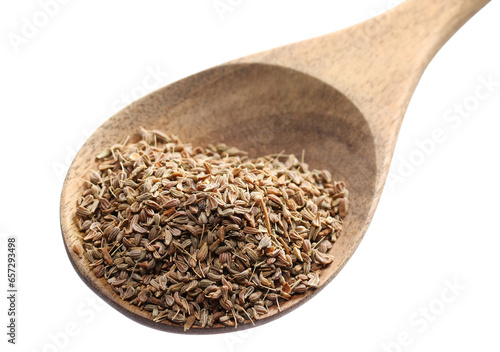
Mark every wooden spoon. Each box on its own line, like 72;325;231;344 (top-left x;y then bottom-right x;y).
60;0;491;333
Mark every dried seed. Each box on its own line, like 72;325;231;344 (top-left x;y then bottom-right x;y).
184;315;196;331
339;198;349;217
101;247;113;266
197;243;208;262
72;242;84;256
258;236;272;250
75;127;348;330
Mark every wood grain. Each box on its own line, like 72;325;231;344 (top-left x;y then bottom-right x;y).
60;0;490;333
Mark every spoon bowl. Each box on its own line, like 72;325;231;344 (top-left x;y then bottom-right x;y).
60;0;490;333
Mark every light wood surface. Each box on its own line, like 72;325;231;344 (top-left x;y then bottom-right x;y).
60;0;491;333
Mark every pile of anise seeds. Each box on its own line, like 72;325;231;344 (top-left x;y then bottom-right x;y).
73;127;349;330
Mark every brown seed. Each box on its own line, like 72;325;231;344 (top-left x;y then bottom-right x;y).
307;272;320;288
93;265;104;278
132;223;148;234
302;239;312;253
184;315;196;331
75;127;349;330
314;250;335;265
76;206;92;218
248;291;262;303
339;198;349;217
234;268;251;281
72;242;84;256
197;243;208;262
164;295;175;306
258;236;272;250
122;286;136;300
220;299;233;311
101;247;113;266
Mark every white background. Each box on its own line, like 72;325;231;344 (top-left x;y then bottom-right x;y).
1;0;499;351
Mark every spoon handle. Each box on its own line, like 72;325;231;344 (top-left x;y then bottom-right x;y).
315;0;492;116
356;0;492;100
340;0;492;192
238;0;491;124
236;0;491;193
